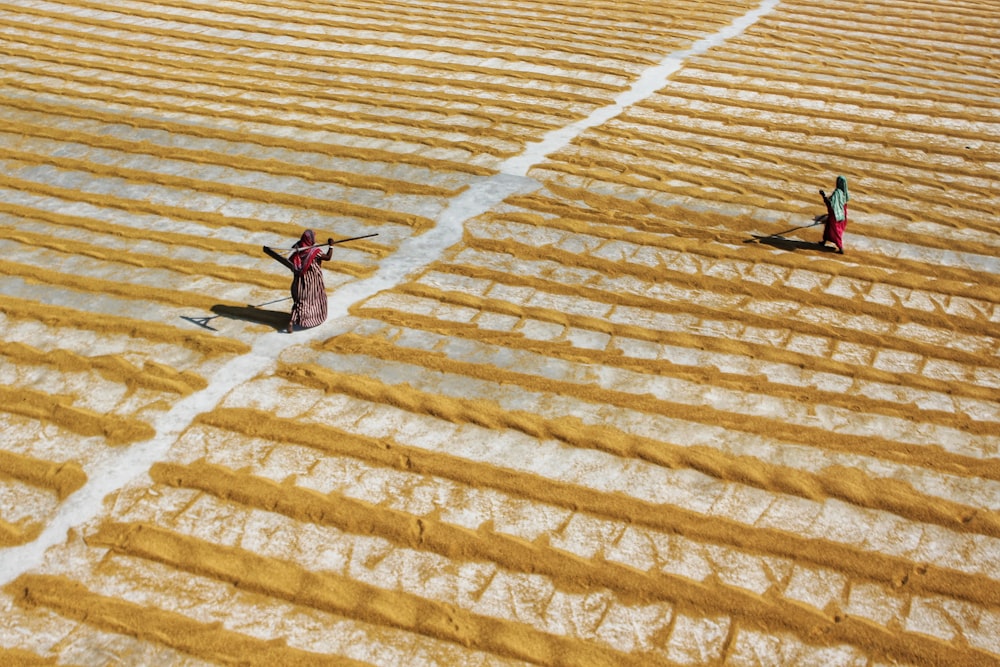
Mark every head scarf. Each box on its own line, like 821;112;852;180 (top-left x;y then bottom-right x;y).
829;175;849;222
290;229;324;273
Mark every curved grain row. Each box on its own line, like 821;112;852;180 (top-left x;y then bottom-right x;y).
0;174;392;260
455;223;1000;374
757;9;996;61
0;450;85;546
430;251;1000;398
563;122;998;246
0;451;86;502
0;386;154;447
0;239;271;369
2;119;463;200
6;0;634;82
122;389;998;664
512;187;1000;308
704;41;999;100
538;117;997;241
505;189;1000;312
0;38;572;133
0;142;439;232
129;460;995;666
0;70;522;163
464;209;1000;338
187;405;1000;609
595;104;995;208
113;0;659;65
384;280;999;427
677;59;997;120
299;332;1000;517
399;266;998;404
249;0;748;38
83;520;665;667
0;13;612;106
0;93;496;178
0;295;249;358
7;574;372;666
0;56;547;152
747;9;995;69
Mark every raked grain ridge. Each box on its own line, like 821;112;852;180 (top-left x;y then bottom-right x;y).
1;0;999;665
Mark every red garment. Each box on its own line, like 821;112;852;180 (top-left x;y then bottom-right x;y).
289;259;328;329
287;229;332;330
823;203;847;251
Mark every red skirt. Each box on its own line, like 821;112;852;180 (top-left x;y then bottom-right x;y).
289;261;328;329
823;204;848;250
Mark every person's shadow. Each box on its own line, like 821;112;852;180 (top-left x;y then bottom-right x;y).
745;217;828;252
181;300;290;331
210;304;289;330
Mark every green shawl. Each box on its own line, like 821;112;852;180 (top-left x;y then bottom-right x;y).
829;175;849;222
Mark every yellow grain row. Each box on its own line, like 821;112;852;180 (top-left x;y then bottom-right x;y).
275;354;1000;543
6;574;360;666
0;295;249;358
0;386;154;446
192;404;996;609
0;1;625;90
386;281;998;419
514;187;1000;306
0;15;610;107
0;148;435;232
458;233;1000;370
0;173;391;259
179;407;998;665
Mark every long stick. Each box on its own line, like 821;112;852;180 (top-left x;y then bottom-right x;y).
249;296;293;308
265;233;378;253
767;219;823;238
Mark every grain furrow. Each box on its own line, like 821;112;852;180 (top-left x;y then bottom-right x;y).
409;265;1000;400
2;119;464;199
508;189;1000;308
15;0;636;80
0;45;561;135
0;386;154;446
0;72;520;162
145;459;1000;666
0;450;86;500
0;295;248;357
460;234;1000;368
0;149;435;231
8;2;617;90
0;340;206;397
383;282;1000;428
0;173;393;256
274;355;1000;541
119;0;658;65
472;209;1000;325
675;61;999;118
0;14;611;106
84;521;661;667
6;574;363;666
193;406;1000;610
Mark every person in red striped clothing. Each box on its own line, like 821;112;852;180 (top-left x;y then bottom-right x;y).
266;229;333;332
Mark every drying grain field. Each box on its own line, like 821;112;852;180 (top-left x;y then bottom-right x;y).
1;0;998;664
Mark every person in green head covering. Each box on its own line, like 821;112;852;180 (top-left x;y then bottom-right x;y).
818;175;849;254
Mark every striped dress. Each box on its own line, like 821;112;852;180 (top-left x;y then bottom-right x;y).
289;259;328;329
